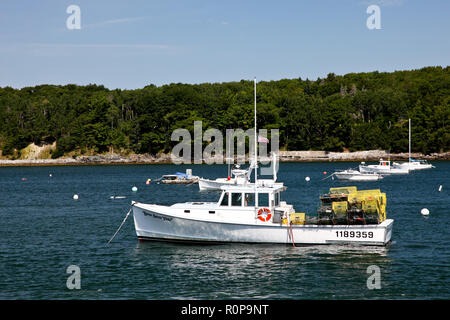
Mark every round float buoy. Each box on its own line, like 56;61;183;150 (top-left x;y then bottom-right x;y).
132;186;138;192
73;194;79;200
323;171;327;175
421;208;429;216
146;179;151;185
305;176;310;182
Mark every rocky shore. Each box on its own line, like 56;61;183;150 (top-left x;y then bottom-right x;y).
277;150;450;162
0;153;172;166
0;150;449;167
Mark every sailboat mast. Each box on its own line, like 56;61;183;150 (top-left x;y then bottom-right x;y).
409;118;411;163
254;77;258;187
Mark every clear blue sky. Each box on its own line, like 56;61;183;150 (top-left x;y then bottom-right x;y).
0;0;448;89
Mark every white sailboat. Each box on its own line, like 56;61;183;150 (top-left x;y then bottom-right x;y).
131;78;393;246
394;159;434;170
392;119;434;171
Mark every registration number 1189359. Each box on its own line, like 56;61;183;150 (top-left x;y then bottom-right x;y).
336;230;374;238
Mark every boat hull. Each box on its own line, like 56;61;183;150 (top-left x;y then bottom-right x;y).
393;163;434;171
132;203;393;246
198;178;251;191
359;165;409;175
198;178;233;191
161;178;198;184
334;173;382;181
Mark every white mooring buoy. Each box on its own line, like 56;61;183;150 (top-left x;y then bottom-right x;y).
73;194;79;200
305;176;310;182
438;185;442;192
132;186;138;192
421;208;429;216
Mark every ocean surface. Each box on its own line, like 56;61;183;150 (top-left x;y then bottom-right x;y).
0;161;448;300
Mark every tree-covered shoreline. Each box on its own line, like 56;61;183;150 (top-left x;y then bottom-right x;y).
0;66;448;159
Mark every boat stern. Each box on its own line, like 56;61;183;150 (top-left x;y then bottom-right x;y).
382;219;394;245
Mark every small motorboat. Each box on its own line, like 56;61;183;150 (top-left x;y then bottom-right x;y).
333;169;383;181
359;159;409;175
159;169;199;184
198;163;254;191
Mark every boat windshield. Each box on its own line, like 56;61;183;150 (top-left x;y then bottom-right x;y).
231;193;242;206
220;192;229;206
275;192;280;206
258;193;269;207
244;193;255;206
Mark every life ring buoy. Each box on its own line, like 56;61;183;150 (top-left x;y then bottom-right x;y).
257;207;272;222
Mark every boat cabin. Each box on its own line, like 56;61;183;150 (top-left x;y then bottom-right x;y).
410;159;429;164
162;172;191;181
212;181;293;223
218;182;285;208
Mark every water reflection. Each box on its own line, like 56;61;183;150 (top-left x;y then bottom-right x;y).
135;241;391;258
131;241;395;299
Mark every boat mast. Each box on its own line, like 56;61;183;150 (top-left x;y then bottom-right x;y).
254;77;258;188
273;151;277;182
408;118;411;163
227;137;231;178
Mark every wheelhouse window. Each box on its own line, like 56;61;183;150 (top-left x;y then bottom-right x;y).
244;193;255;207
231;193;243;206
275;192;280;206
258;193;269;207
220;192;229;206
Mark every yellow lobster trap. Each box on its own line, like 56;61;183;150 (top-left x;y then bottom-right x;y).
320;186;387;224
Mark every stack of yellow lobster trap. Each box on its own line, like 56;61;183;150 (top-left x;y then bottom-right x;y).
317;186;387;225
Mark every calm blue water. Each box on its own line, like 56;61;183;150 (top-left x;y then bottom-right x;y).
0;162;448;299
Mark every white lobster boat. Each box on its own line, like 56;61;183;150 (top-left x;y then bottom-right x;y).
132;180;393;246
131;79;393;246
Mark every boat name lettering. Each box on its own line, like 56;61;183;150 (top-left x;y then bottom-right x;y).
143;211;172;222
336;231;373;238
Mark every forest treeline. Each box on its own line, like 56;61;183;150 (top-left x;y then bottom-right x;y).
0;66;449;159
